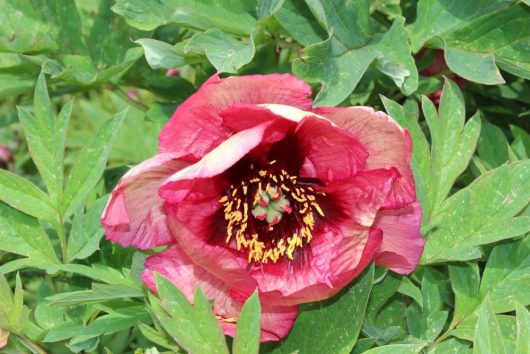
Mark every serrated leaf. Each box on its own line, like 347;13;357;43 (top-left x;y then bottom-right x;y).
150;274;229;354
67;195;109;261
233;292;260;354
185;29;255;73
62;109;126;218
112;0;256;35
273;264;374;354
422;161;530;264
294;15;417;106
0;202;59;273
0;169;57;221
473;298;506;354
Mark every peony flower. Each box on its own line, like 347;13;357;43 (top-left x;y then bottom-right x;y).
101;74;424;341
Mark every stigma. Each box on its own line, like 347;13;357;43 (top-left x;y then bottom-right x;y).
219;163;325;264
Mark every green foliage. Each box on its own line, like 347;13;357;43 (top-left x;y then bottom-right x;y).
0;0;529;353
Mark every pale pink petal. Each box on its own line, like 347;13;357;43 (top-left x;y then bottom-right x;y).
314;106;415;209
142;246;297;341
101;153;191;249
373;202;424;274
159;74;312;157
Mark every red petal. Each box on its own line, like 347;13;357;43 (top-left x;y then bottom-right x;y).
374;202;424;274
101;153;191;249
142;245;297;341
314;106;415;209
159;74;312;158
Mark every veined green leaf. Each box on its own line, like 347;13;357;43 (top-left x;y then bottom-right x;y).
0;273;30;334
62;109;126;218
473;298;506;354
363;343;427;354
515;303;530;354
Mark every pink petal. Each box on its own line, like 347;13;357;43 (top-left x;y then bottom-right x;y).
295;116;368;183
159;122;273;204
314;106;416;209
373;202;424;274
251;168;397;305
159;74;312;158
101;153;191;249
142;246;297;341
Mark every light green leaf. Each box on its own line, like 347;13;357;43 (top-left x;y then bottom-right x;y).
67;195;109;261
273;264;374;354
448;262;481;325
138;323;184;353
0;273;30;334
473;298;506;354
515;302;530;354
136;39;191;69
17;73;72;204
233;292;261;354
294;15;417;106
422;161;530;264
185;29;255;73
150;274;229;354
47;264;140;290
0;169;57;221
397;277;423;307
274;0;327;46
0;203;59;273
363;343;427;354
112;0;256;35
62;109;126;218
46;284;144;307
427;338;471;354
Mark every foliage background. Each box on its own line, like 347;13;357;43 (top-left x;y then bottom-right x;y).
0;0;529;353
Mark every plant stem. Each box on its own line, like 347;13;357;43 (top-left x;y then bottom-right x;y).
56;217;68;263
19;335;48;354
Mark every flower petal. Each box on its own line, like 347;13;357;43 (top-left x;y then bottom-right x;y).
373;202;424;274
252;168;396;305
314;106;415;208
101;153;191;249
295;116;368;183
159;74;312;157
142;245;297;342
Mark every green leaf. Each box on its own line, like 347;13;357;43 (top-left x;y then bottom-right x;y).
112;0;256;35
0;273;30;334
406;270;448;341
515;302;530;354
136;39;191;69
67;195;109;261
397;277;423;307
274;0;327;46
480;237;530;313
0;202;59;273
0;169;57;221
185;29;255;73
477;120;510;169
426;338;471;354
473;298;506;354
47;264;140;290
46;284;144;307
233;292;260;354
422;161;530;264
17;73;72;203
273;264;374;354
150;274;229;354
448;262;481;325
366;271;401;324
409;1;530;82
363;343;427;354
293;13;417;106
62;109;126;218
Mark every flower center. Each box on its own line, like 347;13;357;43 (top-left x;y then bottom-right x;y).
219;162;325;264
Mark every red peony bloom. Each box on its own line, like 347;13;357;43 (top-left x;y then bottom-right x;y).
101;74;424;341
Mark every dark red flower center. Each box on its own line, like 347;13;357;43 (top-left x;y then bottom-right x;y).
219;161;324;264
